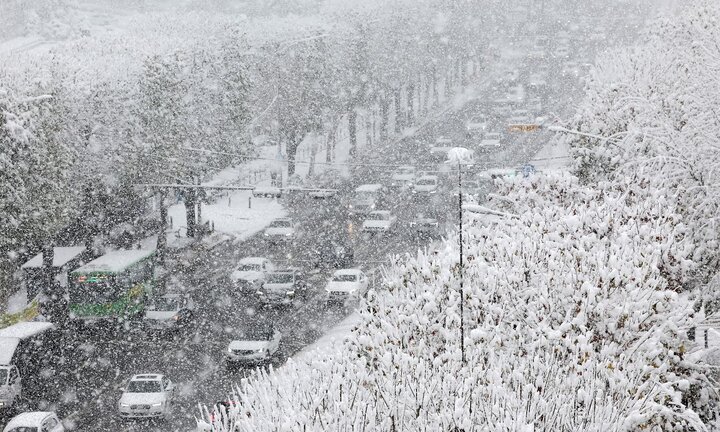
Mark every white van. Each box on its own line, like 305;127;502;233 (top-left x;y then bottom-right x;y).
0;322;56;411
348;184;385;215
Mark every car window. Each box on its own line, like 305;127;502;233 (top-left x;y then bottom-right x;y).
127;380;162;393
333;274;358;282
8;427;40;432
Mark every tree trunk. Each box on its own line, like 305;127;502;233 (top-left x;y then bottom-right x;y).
185;189;196;238
348;110;357;156
406;79;415;126
286;131;301;176
394;87;402;133
326;124;336;163
157;189;168;263
460;57;468;87
380;95;389;143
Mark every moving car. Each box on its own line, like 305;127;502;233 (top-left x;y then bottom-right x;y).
362;210;397;233
3;412;64;432
118;374;175;419
256;269;307;304
477;132;503;152
325;269;370;304
413;175;439;194
465;115;488;137
226;326;281;367
144;293;195;332
348;184;385;215
409;216;440;238
429;136;454;162
230;257;275;293
389;165;416;190
263;218;296;242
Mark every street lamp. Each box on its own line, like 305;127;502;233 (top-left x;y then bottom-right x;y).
446;147;474;364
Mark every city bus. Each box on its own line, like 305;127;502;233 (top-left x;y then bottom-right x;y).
68;249;156;323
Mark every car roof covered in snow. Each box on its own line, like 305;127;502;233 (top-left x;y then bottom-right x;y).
21;246;86;269
333;269;364;277
355;184;383;192
131;373;163;381
0;322;55;340
4;411;56;429
73;249;155;274
238;257;268;265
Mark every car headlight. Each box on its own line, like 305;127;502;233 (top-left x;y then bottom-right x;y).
172;314;179;321
256;348;265;353
151;402;163;407
285;232;292;237
120;403;130;408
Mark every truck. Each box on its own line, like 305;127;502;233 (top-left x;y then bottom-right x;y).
0;321;58;411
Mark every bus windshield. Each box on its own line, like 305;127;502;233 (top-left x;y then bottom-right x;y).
69;274;121;305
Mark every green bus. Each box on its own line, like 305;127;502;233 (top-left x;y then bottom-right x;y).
68;249;156;322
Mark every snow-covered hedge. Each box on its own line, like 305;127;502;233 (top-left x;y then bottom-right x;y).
197;1;720;430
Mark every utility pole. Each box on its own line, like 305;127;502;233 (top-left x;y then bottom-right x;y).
157;189;168;264
458;162;465;364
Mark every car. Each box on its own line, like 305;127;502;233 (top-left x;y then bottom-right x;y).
389;165;416;189
554;46;571;59
465;115;488;137
348;184;385;215
325;269;370;304
118;374;175;419
413;175;439;194
256;269;307;304
0;365;21;412
230;257;275;293
477;132;503;152
226;326;281;367
263;218;296;242
409;216;440;238
429;137;454;162
362;210;397;233
3;412;65;432
144;293;195;332
307;168;343;198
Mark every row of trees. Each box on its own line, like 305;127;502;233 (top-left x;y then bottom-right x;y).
196;1;720;430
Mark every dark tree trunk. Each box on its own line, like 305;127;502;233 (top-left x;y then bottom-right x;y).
379;96;389;143
460;57;468;87
431;66;439;108
394;87;402;133
326;124;336;163
157;189;167;263
41;243;54;298
185;189;196;238
348;110;357;156
406;79;415;126
286;132;301;176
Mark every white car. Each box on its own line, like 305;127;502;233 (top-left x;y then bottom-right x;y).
231;257;275;292
144;293;195;332
390;165;416;189
226;327;281;367
465;115;488;136
325;269;370;304
257;269;306;304
413;175;439;194
362;210;397;233
0;365;21;411
477;132;503;152
263;218;296;242
3;412;64;432
118;374;175;419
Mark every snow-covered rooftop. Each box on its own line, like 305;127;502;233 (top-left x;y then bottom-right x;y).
0;321;55;340
21;246;85;269
73;249;155;274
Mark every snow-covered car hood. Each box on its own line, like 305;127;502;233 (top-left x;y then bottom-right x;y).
231;270;263;282
228;340;270;351
414;185;437;192
466;122;487;130
120;392;167;406
479;139;501;147
325;281;362;293
391;173;414;182
144;310;177;321
264;227;294;236
363;220;392;229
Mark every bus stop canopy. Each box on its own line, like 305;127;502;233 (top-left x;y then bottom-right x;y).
21;247;86;269
0;322;55;340
73;249;155;274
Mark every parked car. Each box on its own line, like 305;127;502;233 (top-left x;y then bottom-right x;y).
362;210;397;233
226;326;281;367
325;269;370;305
230;257;275;293
413;175;439;194
118;374;175;420
256;269;307;304
3;412;65;432
144;293;195;332
263;218;296;242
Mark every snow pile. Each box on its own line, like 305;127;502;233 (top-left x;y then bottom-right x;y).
197;2;720;431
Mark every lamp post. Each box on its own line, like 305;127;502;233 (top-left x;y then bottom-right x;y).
447;147;474;364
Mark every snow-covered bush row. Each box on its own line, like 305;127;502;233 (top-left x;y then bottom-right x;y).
200;170;718;431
